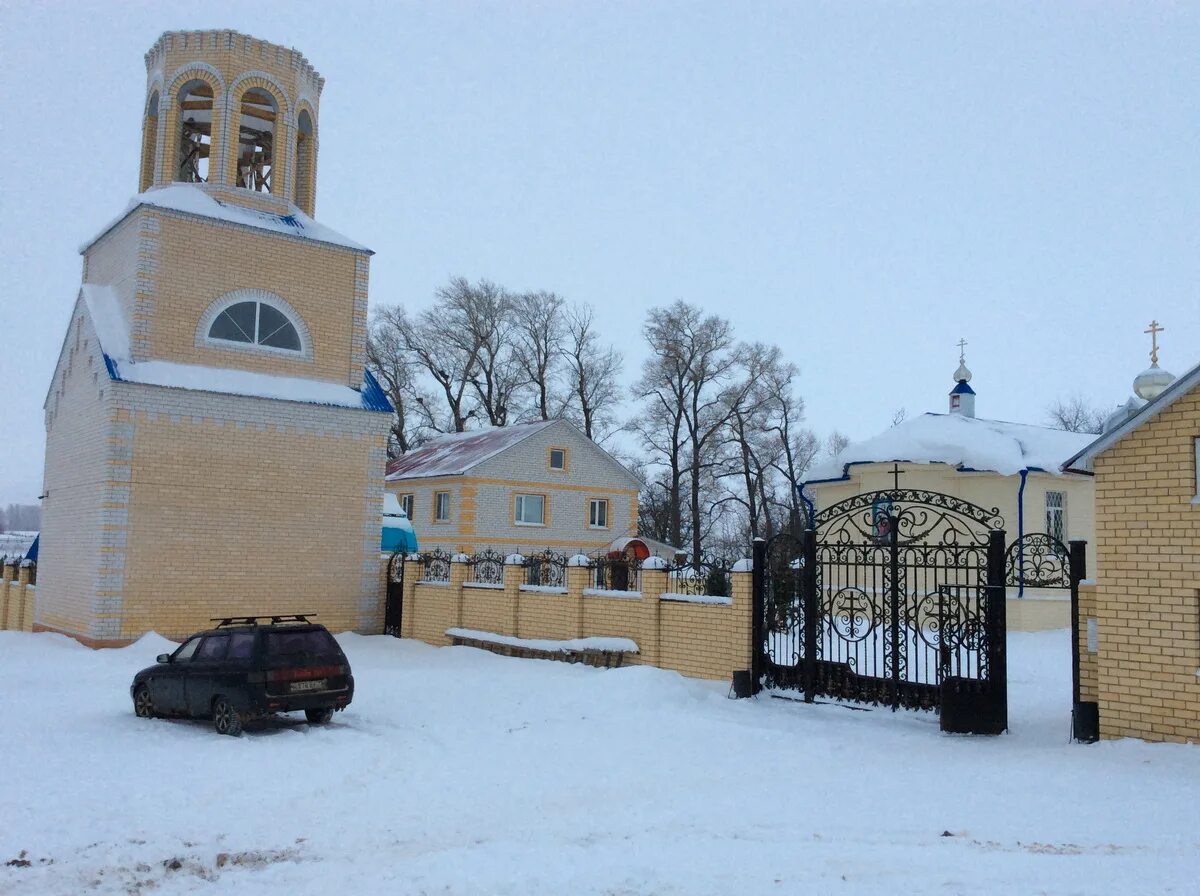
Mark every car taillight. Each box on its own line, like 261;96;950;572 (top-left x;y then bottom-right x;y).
265;664;346;683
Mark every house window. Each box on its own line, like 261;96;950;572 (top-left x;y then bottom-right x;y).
434;491;450;523
1045;491;1066;543
549;447;567;471
589;499;609;529
399;494;414;518
515;494;546;526
208;300;301;352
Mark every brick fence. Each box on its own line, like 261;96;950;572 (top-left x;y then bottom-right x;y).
392;554;754;684
0;560;36;632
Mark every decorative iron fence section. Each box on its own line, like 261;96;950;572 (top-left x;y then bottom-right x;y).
754;488;1011;735
666;558;731;597
1005;533;1071;588
419;549;451;583
590;555;641;592
523;550;569;589
466;549;506;586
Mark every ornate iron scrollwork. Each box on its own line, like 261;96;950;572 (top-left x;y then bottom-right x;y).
1005;533;1071;589
420;549;451;583
524;550;568;588
467;549;506;586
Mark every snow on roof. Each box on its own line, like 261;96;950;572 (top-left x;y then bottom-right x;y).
81;184;369;254
385;421;558;480
806;413;1095;483
80;284;390;413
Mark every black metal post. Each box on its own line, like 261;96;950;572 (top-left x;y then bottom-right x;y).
750;537;766;695
888;514;901;711
1068;539;1098;742
986;528;1008;733
801;528;818;704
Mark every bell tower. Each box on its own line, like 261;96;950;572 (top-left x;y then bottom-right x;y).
138;30;323;216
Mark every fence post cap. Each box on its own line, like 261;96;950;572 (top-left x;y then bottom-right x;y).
732;558;753;572
404;553;422;561
642;556;668;570
567;554;592;567
451;553;471;563
505;553;526;565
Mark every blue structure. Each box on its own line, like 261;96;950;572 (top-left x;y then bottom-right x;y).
381;493;418;553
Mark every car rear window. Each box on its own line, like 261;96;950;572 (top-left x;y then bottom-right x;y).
263;629;340;659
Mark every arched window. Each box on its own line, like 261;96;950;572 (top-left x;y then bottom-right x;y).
140;91;160;192
295;108;315;214
235;88;277;193
208;300;301;352
176;79;213;183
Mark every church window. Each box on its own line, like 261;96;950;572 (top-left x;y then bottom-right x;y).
234;88;277;193
1045;491;1066;544
176;80;213;183
207;300;301;352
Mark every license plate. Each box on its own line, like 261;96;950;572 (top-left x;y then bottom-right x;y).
290;679;326;693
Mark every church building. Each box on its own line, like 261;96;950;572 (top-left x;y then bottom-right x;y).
38;30;392;645
804;347;1095;629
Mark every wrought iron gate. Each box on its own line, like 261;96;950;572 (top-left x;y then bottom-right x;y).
753;489;1008;734
384;551;405;637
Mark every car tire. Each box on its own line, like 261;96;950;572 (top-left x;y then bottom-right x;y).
133;685;155;719
212;696;243;736
305;707;334;725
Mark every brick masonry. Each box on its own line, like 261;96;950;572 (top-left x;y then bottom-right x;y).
1089;384;1200;743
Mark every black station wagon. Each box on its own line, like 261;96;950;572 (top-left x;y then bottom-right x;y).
130;615;354;735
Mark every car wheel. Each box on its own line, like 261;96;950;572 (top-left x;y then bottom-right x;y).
212;696;243;736
305;707;334;725
133;685;155;719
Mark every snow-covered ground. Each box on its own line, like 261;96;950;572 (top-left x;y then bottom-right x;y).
1;629;1197;895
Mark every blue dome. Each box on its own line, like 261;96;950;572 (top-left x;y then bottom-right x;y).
951;380;976;396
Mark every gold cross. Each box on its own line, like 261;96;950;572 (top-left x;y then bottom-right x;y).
1144;320;1164;365
956;338;967;363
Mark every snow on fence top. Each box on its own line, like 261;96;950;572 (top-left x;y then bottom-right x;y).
807;412;1095;482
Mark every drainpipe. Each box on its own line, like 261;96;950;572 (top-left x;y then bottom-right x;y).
797;484;816;530
1017;469;1027;597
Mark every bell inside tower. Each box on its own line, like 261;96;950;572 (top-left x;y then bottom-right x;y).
176;80;213;183
235;88;277;193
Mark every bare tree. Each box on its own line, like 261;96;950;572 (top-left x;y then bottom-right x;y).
891;407;907;427
825;430;851;458
563;304;622;442
366;305;435;455
461;280;521;426
1046;395;1106;434
513;291;566;422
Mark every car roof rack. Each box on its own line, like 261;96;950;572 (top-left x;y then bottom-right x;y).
210;614;317;628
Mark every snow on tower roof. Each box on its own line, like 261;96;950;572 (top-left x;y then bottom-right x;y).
79;284;390;412
81;184;370;254
806;413;1094;483
385;421;559;480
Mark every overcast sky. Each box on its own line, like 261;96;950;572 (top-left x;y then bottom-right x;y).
1;1;1197;505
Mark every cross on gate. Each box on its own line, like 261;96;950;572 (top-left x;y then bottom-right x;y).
889;462;904;493
1144;320;1164;365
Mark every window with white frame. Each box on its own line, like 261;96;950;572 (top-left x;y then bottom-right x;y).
549;448;567;471
434;491;450;523
399;494;414;518
515;494;546;526
1045;491;1066;543
589;499;609;529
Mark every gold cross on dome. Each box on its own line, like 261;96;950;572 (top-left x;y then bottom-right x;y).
956;338;967;363
1144;320;1164;365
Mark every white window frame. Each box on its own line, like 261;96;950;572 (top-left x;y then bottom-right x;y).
589;498;609;529
434;491;450;523
196;288;313;360
515;493;546;526
549;447;568;472
1045;491;1066;544
399;494;414;519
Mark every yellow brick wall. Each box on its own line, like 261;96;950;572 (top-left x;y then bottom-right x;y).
1091;385;1200;743
400;557;754;682
1077;582;1099;703
115;405;384;640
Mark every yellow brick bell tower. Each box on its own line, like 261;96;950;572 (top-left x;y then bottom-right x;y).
39;31;392;646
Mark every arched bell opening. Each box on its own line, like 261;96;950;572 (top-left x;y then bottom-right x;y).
175;79;214;184
294;108;316;214
234;88;278;193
